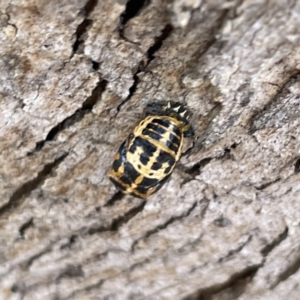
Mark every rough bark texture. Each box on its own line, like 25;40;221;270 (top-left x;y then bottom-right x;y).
1;0;300;299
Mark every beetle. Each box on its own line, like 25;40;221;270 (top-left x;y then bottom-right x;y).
108;101;194;199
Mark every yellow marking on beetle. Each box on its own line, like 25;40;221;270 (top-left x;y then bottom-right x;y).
126;147;160;178
108;173;128;189
161;162;170;169
131;146;144;156
144;185;159;198
160;130;179;147
114;152;120;160
126;143;177;180
108;164;123;179
119;163;124;174
134;116;182;140
124;185;148;199
182;123;190;133
141;130;183;162
133;174;144;185
109;170;150;199
142;127;179;152
139;135;177;157
110;148;125;175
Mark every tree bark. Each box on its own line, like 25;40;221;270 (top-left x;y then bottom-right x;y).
1;0;300;299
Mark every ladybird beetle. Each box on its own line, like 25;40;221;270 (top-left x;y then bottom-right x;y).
108;101;194;199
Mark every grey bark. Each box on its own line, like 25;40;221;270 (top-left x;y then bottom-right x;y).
1;0;300;299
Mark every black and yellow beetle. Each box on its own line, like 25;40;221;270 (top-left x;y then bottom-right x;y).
108;101;194;199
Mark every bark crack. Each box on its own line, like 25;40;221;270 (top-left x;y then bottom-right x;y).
18;217;34;239
184;157;213;178
28;77;107;155
0;152;68;220
117;23;173;112
103;191;125;207
261;226;289;256
219;235;252;263
294;157;300;173
249;70;300;133
254;178;281;191
270;250;300;289
72;0;98;55
56;264;85;282
184;264;263;300
146;24;173;61
87;200;146;235
117;63;142;112
118;0;150;39
131;200;198;251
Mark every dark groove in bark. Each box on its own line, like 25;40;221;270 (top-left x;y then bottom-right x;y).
18;218;34;239
219;235;252;263
60;235;78;250
193;102;223;151
110;201;146;231
0;153;68;219
132;201;198;251
119;0;150;38
11;282;26;294
255;178;280;191
104;191;125;207
117;23;173;112
117;66;141;112
184;264;262;300
261;226;289;256
24;247;52;268
88;200;146;235
249;71;300;134
62;279;104;300
28;78;107;155
91;60;100;71
270;252;300;289
184;157;212;178
56;264;85;282
294;157;300;173
72;19;93;53
72;0;98;54
146;24;173;61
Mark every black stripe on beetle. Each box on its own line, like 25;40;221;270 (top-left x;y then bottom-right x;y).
132;136;156;157
141;128;161;142
124;162;140;182
112;142;126;172
109;177;127;191
165;138;179;153
146;123;166;135
168;132;180;147
156;149;175;166
139;176;159;187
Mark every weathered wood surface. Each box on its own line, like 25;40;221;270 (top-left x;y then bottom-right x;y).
1;0;300;299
